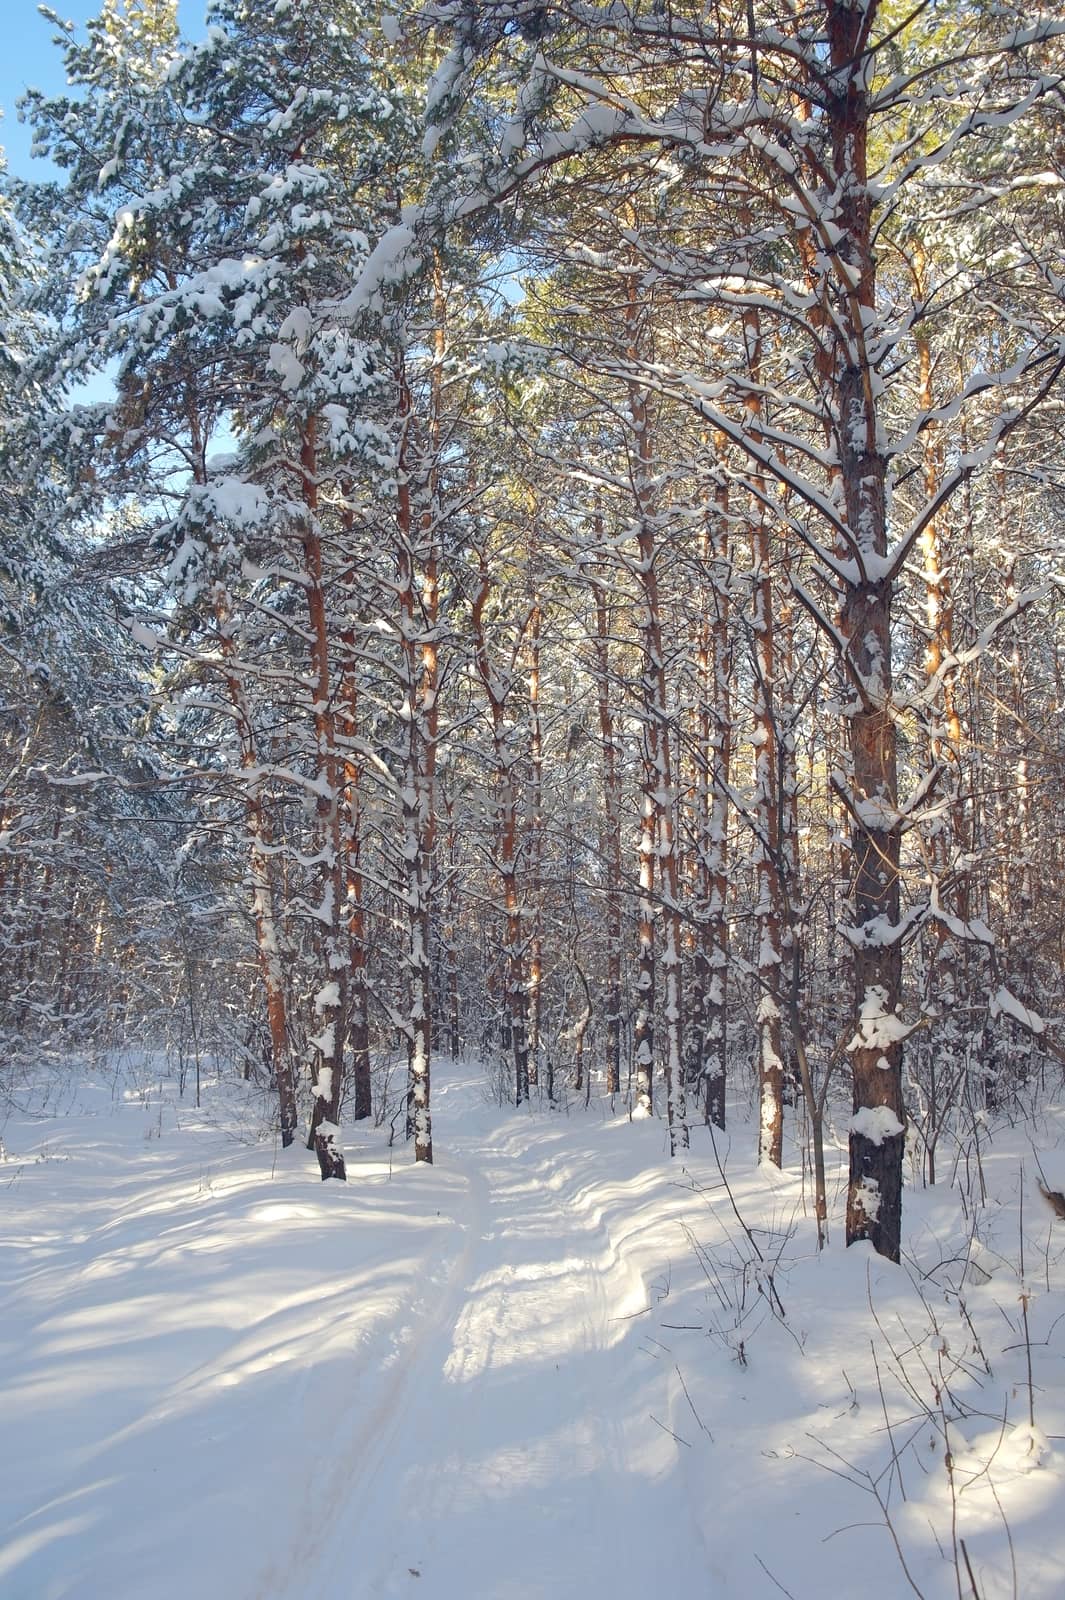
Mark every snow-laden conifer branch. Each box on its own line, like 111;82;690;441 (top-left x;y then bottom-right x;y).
883;348;1065;586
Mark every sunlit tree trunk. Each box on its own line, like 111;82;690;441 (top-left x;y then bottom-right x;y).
911;246;965;1179
692;449;732;1129
214;600;297;1148
300;417;347;1181
441;785;462;1059
742;302;785;1168
626;275;686;1152
395;346;439;1164
826;0;905;1259
526;580;545;1091
471;558;530;1106
338;601;372;1122
592;564;624;1097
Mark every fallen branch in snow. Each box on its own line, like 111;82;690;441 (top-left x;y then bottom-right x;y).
648;1413;690;1448
753;1553;800;1600
675;1363;713;1443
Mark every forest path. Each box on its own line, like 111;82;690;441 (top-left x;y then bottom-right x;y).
6;1062;1064;1600
261;1067;714;1600
1;1063;721;1600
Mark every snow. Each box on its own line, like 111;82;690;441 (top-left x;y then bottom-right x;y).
267;340;306;393
128;620;160;651
276;306;313;350
308;1023;335;1057
314;981;340;1013
847;985;914;1052
2;1059;1064;1599
849;1105;905;1145
852;1173;882;1223
195;478;271;528
340;224;420;315
990;985;1046;1035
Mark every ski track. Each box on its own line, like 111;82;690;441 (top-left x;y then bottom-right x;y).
261;1118;709;1600
8;1073;1065;1600
1;1075;713;1599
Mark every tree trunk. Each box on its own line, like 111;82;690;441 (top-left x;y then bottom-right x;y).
395;346;438;1165
824;0;906;1259
471;559;530;1107
743;302;785;1168
593;569;624;1097
527;587;545;1091
215;603;298;1151
703;446;732;1129
301;417;347;1182
627;288;687;1152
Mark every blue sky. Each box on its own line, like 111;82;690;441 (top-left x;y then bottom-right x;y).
1;2;201;178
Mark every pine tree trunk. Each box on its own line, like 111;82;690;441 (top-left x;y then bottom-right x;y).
778;554;803;1107
395;349;437;1165
704;450;732;1129
471;560;530;1107
216;606;298;1150
442;790;462;1059
301;418;347;1182
593;573;624;1097
821;0;906;1259
339;540;372;1122
913;246;965;1174
628;327;686;1152
527;590;544;1091
743;305;784;1169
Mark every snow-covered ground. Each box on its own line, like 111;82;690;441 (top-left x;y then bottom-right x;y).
2;1058;1064;1599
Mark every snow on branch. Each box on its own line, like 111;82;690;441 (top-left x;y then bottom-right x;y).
884;348;1065;586
839;903;929;952
928;885;995;948
907;584;1050;709
990;986;1046;1036
592;358;856;566
338;223;422;316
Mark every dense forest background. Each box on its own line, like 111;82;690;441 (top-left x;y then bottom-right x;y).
2;0;1065;1260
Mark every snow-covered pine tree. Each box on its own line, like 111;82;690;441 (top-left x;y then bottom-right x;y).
421;0;1065;1257
1;132;192;1072
21;0;429;1173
